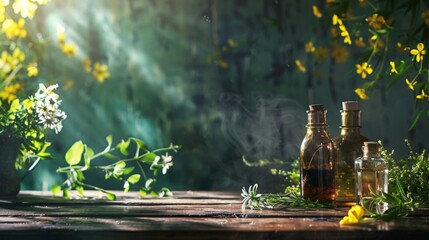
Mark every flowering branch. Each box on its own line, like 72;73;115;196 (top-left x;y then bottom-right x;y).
52;135;181;200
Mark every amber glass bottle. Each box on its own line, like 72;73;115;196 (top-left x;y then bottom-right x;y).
300;104;335;203
333;101;369;206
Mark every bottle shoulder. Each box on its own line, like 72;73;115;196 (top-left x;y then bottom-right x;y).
333;133;370;146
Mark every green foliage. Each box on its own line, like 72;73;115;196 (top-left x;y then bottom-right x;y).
381;140;429;205
53;135;180;200
362;179;418;221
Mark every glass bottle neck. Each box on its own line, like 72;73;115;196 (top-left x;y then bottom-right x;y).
341;110;361;128
363;152;381;158
306;126;329;134
340;127;361;135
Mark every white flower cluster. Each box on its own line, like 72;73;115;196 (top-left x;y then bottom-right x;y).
34;83;67;133
151;153;174;175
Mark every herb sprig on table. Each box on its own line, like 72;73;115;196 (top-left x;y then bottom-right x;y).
52;136;180;200
241;184;331;210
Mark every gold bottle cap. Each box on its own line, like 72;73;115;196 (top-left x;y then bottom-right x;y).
342;101;358;111
307;104;327;126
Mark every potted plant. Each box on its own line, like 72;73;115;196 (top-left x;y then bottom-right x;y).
0;83;66;196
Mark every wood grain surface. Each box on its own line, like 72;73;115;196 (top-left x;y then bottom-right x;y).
0;191;428;240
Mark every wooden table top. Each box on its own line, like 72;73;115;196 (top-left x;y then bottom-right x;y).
0;191;428;240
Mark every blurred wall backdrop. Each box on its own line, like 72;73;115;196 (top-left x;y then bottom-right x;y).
22;0;429;192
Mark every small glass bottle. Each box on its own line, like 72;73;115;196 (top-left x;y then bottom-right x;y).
355;142;388;213
300;104;335;203
333;101;369;206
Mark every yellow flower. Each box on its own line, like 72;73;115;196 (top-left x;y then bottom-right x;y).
340;205;365;225
12;0;38;19
92;62;110;83
295;60;306;72
305;41;315;53
57;30;66;46
0;48;26;73
27;62;38;77
339;25;351;45
227;38;238;48
416;90;429;100
312;6;322;18
356;62;373;79
355;88;369;100
331;44;349;63
83;58;91;72
13;48;25;62
2;18;27;39
410;43;426;62
367;13;385;30
1;0;10;6
0;4;5;23
61;43;77;58
22;98;33;113
0;83;23;102
390;61;398;74
332;14;342;25
217;59;229;69
405;78;416;91
354;37;366;48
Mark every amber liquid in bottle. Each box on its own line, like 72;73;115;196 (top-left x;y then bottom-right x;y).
300;104;335;203
333;101;369;206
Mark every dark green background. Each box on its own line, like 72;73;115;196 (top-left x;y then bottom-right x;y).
22;0;429;193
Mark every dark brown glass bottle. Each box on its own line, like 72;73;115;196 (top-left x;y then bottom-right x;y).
333;101;369;206
300;104;335;203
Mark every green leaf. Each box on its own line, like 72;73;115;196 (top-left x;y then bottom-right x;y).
99;135;113;155
84;146;94;167
158;187;173;197
65;141;84;166
76;186;85;197
63;189;70;198
8;99;20;113
408;110;424;131
150;191;158;197
106;135;113;148
106;192;116;200
127;174;141;184
118;139;131;156
105;172;112;179
139;189;147;197
123;181;130;193
51;185;61;196
131;138;148;151
114;161;126;174
141;153;158;164
122;167;135;175
145;178;156;190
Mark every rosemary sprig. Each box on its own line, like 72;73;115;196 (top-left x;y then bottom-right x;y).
361;179;419;221
241;184;331;210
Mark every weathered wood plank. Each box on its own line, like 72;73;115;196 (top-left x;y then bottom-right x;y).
0;216;427;240
0;191;428;240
